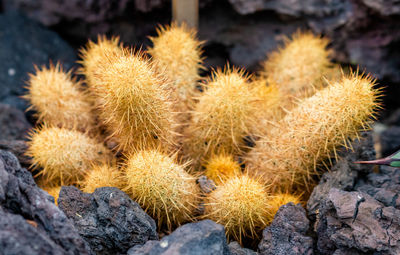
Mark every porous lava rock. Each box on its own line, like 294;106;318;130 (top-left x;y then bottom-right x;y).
127;220;230;255
0;11;76;111
316;188;400;254
0;150;92;255
258;203;313;255
229;241;257;255
378;126;400;157
0;140;31;168
307;132;376;217
58;186;158;255
0;103;32;140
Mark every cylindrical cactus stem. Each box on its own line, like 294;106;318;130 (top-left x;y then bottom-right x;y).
246;72;382;192
94;48;179;152
183;67;257;168
27;126;113;186
24;63;95;133
261;31;333;103
123;149;200;230
81;164;123;193
78;35;123;90
148;23;204;130
203;174;270;244
248;78;282;137
204;153;241;185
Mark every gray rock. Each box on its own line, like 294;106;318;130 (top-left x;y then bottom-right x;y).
229;241;257;255
258;203;313;255
385;108;400;126
128;220;230;255
361;0;400;16
3;0;130;26
316;188;400;254
378;126;400;157
198;5;305;71
0;104;31;140
0;140;31;168
355;166;400;209
307;132;376;217
197;175;217;194
0;11;76;111
58;186;158;255
228;0;350;18
0;150;92;254
0;208;64;255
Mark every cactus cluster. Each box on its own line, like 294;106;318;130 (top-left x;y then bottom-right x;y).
24;24;381;245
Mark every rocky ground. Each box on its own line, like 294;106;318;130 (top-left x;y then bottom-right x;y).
1;2;400;254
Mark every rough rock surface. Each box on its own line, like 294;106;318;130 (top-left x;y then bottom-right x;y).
0;140;31;167
0;150;91;255
258;203;313;255
307;132;375;217
0;103;32;140
197;175;217;194
229;241;257;255
316;188;400;254
2;0;129;26
0;11;76;111
378;126;400;157
58;186;158;255
356;165;400;210
128;220;230;255
4;1;400;84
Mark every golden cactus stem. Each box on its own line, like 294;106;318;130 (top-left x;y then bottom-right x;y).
94;48;179;152
246;71;382;192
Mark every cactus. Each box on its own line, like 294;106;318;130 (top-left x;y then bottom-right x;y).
203;174;269;243
81;164;123;193
204;153;241;185
261;31;332;102
148;23;203;120
184;67;256;167
94;48;178;152
27;126;112;186
24;63;95;132
79;35;123;89
124;149;200;229
266;193;302;224
246;72;381;192
249;78;283;136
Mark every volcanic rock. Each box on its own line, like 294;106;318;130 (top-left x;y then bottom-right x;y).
127;220;230;255
0;103;32;140
58;186;158;255
307;132;376;217
316;188;400;254
229;241;257;255
0;11;76;111
0;150;91;254
378;126;400;157
258;203;313;255
0;140;31;168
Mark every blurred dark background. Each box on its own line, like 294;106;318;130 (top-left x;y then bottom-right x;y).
1;0;400;119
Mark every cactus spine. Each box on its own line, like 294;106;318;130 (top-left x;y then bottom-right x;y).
204;175;269;243
246;72;381;191
184;68;256;167
94;49;178;152
124;149;200;229
81;164;123;193
24;63;94;132
27;126;112;186
148;23;203;120
204;153;241;185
